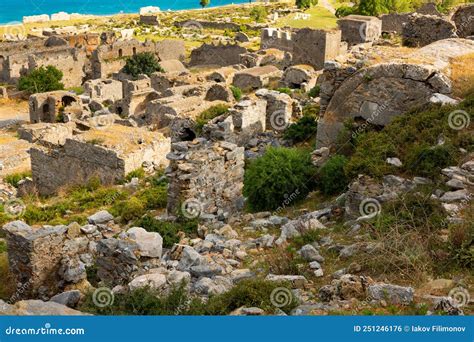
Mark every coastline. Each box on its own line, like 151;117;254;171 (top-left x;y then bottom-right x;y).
0;2;254;26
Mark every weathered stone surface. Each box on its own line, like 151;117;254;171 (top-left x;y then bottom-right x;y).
452;5;474;38
0;299;88;315
367;283;414;304
3;221;68;298
49;290;82;308
338;15;382;45
96;238;140;285
128;273;167;291
232;65;282;90
189;43;246;67
402;14;457;47
127;227;163;258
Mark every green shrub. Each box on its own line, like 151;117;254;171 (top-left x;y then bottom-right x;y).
125;168;146;181
405;144;458;179
18;66;64;94
307;85;320;98
4;171;31;188
134;215;198;248
205;279;298;314
110;196;145;222
448;222;473;270
335;5;357;17
276;87;292;95
283;115;318;144
230;86;242;101
295;0;318;9
123;52;163;78
244;147;315;211
318;155;349;195
302;103;320;117
195;104;229;133
250;6;268;23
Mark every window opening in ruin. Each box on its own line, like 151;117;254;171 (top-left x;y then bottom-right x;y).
118;49;123;58
61;96;76;107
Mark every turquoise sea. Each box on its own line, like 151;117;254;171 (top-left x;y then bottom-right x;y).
0;0;249;24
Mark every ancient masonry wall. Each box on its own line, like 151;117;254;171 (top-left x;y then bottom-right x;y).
166;140;245;219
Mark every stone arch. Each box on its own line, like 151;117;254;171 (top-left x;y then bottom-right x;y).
61;95;76;107
316;62;451;147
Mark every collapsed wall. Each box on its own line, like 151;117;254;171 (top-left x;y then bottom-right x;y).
166;140;245;220
30;125;170;195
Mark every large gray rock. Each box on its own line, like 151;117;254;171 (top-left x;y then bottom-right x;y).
88;210;114;224
127;227;163;258
128;273;167;291
0;299;88;315
177;246;204;271
50;290;82;308
367;283;414;304
299;244;324;262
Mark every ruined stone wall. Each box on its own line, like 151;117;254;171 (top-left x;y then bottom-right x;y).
260;28;293;52
28;47;87;88
91;39;185;79
166;140;245;219
402;14;457;47
379;13;411;33
452;4;474;38
189;44;247;67
338;15;382;45
292;29;341;70
3;221;67;299
30;130;170;195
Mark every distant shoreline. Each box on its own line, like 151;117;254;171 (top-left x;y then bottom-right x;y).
0;2;254;26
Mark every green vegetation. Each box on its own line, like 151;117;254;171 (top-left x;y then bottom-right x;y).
345;95;474;179
4;172;31;188
276;87;292;95
250;6;268;23
200;0;210;9
123;52;163;78
277;6;337;30
81;279;298;315
317;155;349;195
283;114;318;144
134;215;198;248
18;66;64;94
308;85;320;98
296;0;319;10
230;86;242;101
195;104;229;133
244;147;315;211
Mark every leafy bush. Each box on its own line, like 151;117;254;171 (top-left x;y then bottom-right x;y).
125;168;146;181
195;104;229;133
276;87;292;95
110;196;145;222
123;52;163;78
318;155;349;195
250;6;268;22
335;5;357;17
204;279;298;314
448;222;473;270
308;85;320;98
295;0;318;9
18;66;64;94
134;215;198;248
81;279;298;315
405;144;458;179
283;115;318;144
230;86;242;101
261;246;308;276
244;147;315;211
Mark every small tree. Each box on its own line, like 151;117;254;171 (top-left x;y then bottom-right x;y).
295;0;318;10
250;6;268;23
358;0;387;16
18;66;64;94
122;52;163;78
200;0;210;9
